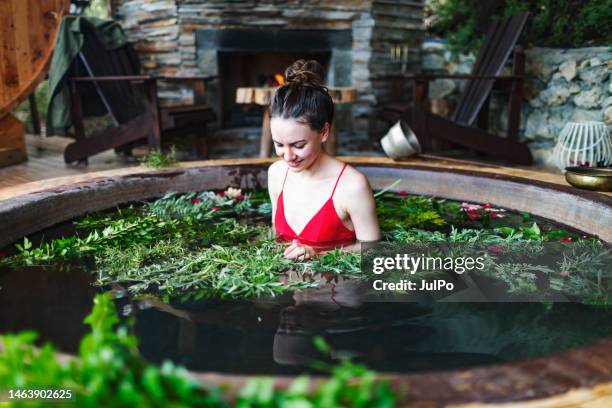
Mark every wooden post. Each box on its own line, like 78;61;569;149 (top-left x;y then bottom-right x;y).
412;79;432;152
259;106;272;158
193;79;206;105
69;78;88;165
0;114;27;168
144;79;162;150
507;46;524;142
390;77;405;104
477;94;490;132
28;93;41;136
196;122;209;159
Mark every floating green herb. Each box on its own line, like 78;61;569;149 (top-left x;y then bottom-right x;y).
138;145;179;168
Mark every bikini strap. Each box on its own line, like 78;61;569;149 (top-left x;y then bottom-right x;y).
330;163;347;198
281;167;290;192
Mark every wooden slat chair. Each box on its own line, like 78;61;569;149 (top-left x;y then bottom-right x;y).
64;22;216;164
381;13;533;164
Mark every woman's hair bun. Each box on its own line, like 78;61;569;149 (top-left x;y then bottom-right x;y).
284;59;324;87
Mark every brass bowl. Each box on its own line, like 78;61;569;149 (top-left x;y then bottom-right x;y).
565;167;612;191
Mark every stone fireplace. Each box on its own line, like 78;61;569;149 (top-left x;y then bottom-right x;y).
111;0;425;155
198;28;352;127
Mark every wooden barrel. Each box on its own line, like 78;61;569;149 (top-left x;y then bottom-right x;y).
0;0;69;167
0;0;70;117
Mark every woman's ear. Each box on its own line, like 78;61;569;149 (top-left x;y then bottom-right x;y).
320;122;331;143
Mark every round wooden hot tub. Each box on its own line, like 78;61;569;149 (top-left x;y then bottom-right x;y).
0;157;611;406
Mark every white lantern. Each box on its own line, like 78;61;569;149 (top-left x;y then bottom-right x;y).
551;121;612;172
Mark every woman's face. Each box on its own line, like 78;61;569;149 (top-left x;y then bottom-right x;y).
271;117;328;172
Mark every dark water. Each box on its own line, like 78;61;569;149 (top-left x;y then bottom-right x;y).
2;262;612;375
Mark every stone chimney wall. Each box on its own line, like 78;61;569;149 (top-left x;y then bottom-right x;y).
111;0;425;149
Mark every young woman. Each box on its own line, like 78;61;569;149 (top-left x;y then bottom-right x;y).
268;60;381;260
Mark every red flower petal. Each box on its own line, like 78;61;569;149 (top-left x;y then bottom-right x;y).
211;207;220;211
483;203;492;209
488;245;503;254
560;237;572;243
322;272;334;281
488;213;498;219
399;191;409;196
468;213;479;220
190;198;203;204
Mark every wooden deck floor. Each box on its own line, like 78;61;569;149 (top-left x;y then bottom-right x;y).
0;134;139;189
2;135;609;200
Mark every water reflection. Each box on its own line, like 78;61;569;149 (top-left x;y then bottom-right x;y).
130;274;612;375
0;264;96;352
1;263;611;375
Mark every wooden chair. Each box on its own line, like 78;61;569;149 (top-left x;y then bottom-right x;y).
64;22;216;164
381;13;533;164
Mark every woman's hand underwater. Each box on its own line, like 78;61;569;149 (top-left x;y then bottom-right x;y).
283;239;317;261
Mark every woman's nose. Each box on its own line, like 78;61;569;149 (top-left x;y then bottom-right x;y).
283;148;296;161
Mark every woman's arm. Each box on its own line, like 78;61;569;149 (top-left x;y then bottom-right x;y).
344;172;381;243
267;161;282;222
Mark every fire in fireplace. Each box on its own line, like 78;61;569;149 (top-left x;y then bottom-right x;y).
218;52;331;127
197;28;352;128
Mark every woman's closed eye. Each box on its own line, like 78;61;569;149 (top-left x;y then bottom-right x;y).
275;142;306;149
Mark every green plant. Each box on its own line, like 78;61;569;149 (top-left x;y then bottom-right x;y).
376;195;446;231
237;360;396;408
427;0;612;55
10;215;182;265
389;225;520;243
139;146;179;169
0;293;225;407
497;222;573;241
1;294;398;407
83;0;111;18
6;192;266;266
488;262;555;294
145;192;229;219
236;337;396;408
550;241;612;303
97;241;317;299
304;249;362;277
96;239;188;275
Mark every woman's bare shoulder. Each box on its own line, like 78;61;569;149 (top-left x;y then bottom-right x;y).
267;160;286;195
340;164;371;192
334;164;373;204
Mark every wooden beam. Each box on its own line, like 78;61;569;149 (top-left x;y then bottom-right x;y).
64;114;153;163
0;113;27;155
426;113;533;164
0;147;26;168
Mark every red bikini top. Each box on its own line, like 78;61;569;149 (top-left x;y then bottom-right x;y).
275;163;356;249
